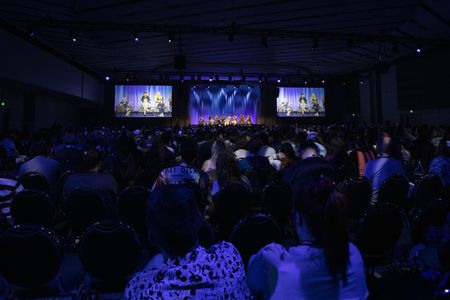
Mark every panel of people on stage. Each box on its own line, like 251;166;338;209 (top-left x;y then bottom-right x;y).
198;114;253;126
278;92;324;116
116;91;171;117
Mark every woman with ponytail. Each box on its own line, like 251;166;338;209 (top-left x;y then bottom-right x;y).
247;176;368;299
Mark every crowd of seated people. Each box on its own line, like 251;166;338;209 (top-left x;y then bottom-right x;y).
0;122;449;299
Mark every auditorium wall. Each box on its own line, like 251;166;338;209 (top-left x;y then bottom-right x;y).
0;27;103;132
359;47;450;125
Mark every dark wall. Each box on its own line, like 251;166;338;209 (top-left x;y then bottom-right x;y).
0;78;99;132
397;47;450;110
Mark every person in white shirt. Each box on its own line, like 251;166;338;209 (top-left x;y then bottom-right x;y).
247;176;368;300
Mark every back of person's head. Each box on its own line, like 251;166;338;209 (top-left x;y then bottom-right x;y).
437;136;449;157
116;134;137;154
216;151;240;186
179;137;198;165
299;141;318;160
211;140;226;158
147;185;203;257
280;143;296;161
213;183;250;226
29;140;49;157
383;138;403;160
81;149;103;172
247;138;263;154
296;176;349;283
62;133;77;146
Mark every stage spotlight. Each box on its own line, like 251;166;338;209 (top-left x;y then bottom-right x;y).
105;76;110;81
304;80;308;85
409;109;414;114
360;80;364;85
70;30;77;43
312;39;318;50
261;35;268;48
416;47;421;54
168;31;176;43
209;76;213;82
277;79;281;83
321;79;325;84
132;32;140;42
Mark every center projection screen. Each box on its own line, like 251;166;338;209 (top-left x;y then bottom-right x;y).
277;87;325;117
114;85;172;117
189;84;260;125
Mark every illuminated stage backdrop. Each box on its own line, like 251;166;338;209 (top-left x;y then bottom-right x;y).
189;84;260;124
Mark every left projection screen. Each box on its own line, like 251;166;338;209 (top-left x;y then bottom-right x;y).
114;85;172;118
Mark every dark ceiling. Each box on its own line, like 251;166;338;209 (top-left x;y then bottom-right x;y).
1;0;450;80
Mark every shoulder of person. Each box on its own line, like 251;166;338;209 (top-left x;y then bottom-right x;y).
253;243;287;264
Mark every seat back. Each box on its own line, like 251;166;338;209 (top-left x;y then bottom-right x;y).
230;213;283;266
11;190;55;226
356;203;403;257
19;172;50;194
341;177;372;221
262;181;292;225
412;174;444;210
78;221;141;285
118;185;149;241
0;225;62;289
66;187;106;235
378;174;409;208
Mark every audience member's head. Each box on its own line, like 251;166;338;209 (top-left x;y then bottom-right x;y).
299;141;318;160
295;176;349;282
383;138;403;160
211;140;226;158
29;140;49;157
81;149;103;172
147;185;204;257
179;137;198;165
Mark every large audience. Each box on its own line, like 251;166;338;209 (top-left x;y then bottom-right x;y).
0;123;449;299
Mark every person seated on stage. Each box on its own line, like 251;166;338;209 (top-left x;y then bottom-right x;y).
279;98;288;113
215;115;220;125
287;105;293;116
246;115;252;125
124;185;250;299
221;115;226;125
209;116;214;126
155;91;165;117
224;115;231;126
198;117;206;126
239;114;245;124
310;93;321;114
299;94;308;114
118;97;132;116
152;137;208;193
141;91;151;116
232;115;238;126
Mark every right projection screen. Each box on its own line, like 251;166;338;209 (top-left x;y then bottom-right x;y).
277;87;325;117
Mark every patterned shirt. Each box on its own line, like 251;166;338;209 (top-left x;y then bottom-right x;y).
124;242;251;299
152;163;207;191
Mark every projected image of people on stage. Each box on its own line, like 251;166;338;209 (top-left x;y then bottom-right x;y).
114;85;172;118
189;84;259;125
277;87;325;117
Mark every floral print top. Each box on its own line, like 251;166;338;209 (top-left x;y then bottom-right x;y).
124;242;251;299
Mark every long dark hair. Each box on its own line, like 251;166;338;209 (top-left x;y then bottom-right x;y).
298;176;349;283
